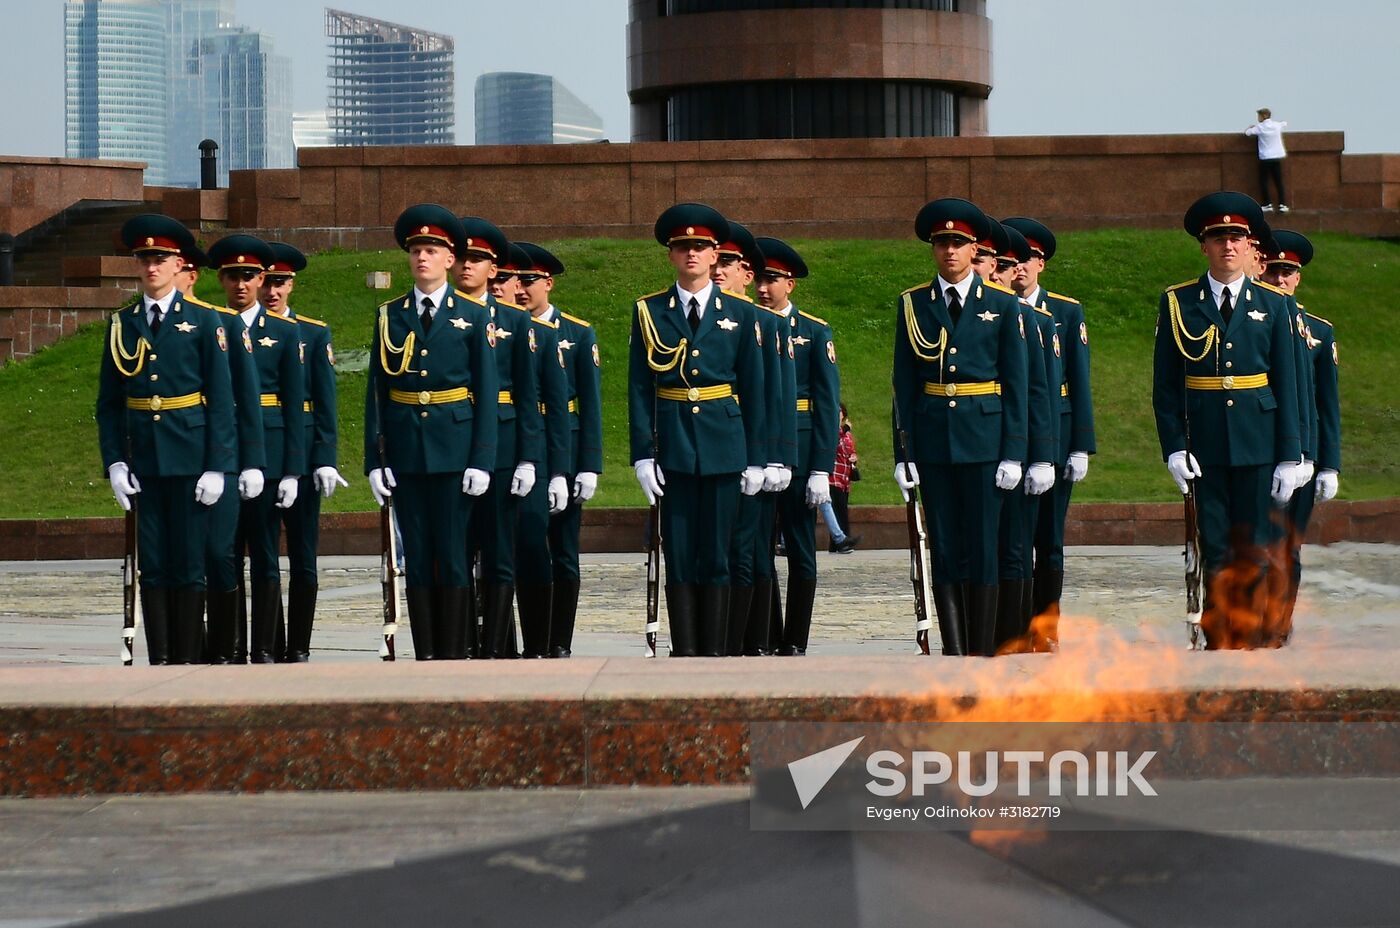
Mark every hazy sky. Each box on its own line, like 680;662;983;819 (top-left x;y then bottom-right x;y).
3;0;1397;158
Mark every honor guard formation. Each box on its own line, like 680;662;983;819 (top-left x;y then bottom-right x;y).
98;192;1339;663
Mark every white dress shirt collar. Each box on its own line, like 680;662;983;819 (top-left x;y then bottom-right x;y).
412;282;451;317
1022;285;1043;308
1207;274;1244;307
675;280;714;321
239;302;263;329
936;272;976;306
144;290;175;324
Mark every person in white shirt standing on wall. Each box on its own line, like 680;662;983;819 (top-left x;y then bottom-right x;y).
1246;107;1290;213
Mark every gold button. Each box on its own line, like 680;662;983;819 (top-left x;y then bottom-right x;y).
149;354;157;361
691;349;700;357
1225;361;1233;369
948;365;957;373
150;374;158;381
949;347;958;355
691;368;699;376
1225;342;1233;349
152;414;161;422
944;384;958;397
420;411;429;419
149;396;163;410
1222;375;1235;390
691;405;700;414
418;391;431;405
420;370;428;377
420;349;428;357
1227;399;1234;407
686;387;700;402
948;400;957;408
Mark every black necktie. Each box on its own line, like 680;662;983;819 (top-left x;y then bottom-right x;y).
420;297;434;333
1219;288;1233;326
946;288;962;327
149;305;162;335
687;297;700;334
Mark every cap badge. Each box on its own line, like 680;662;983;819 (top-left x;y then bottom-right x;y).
1223;215;1231;223
686;226;695;235
145;237;154;246
420;226;429;235
237;255;245;263
945;221;955;230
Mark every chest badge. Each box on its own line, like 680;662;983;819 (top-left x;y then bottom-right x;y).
258;336;277;348
1247;309;1268;323
791;334;810;347
450;317;469;330
716;317;738;331
978;310;998;323
174;321;197;333
559;339;574;351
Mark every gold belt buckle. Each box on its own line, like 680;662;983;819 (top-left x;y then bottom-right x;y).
687;387;700;402
944;383;957;397
1222;375;1235;390
149;396;163;411
418;390;431;405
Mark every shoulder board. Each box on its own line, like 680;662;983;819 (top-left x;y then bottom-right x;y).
1045;291;1080;304
637;288;670;301
984;281;1015;295
295;314;327;328
1304;310;1331;326
1252;279;1288;296
378;298;397;310
1035;306;1054;318
1166;278;1199;292
720;288;753;303
452;288;486;306
264;311;299;326
183;294;214;309
497;300;528;313
759;305;786;318
798;310;829;326
902;280;935;297
530;315;558;329
215;306;239;317
559;311;591;328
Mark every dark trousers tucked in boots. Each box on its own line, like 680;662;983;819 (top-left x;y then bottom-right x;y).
993;578;1033;653
233;575;248;664
168;587;206;665
517;583;552;658
931;583;967;656
697;584;730;658
966;583;1000;657
480;582;516;659
284;578;317;663
205;587;239;664
405;586;435;661
780;576;817;656
665;583;699;657
548;578;580;658
248;579;282;664
742;578;773;656
140;586;171;666
435;586;473;660
725;584;754;656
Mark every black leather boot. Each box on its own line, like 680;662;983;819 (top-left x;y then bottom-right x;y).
248;579;281;664
168;587;206;665
697;584;730;657
769;581;784;651
232;575;248;664
405;586;435;661
1018;578;1036;640
436;586;470;659
205;587;239;664
968;583;1001;657
518;583;553;658
140;586;170;666
549;577;580;657
742;578;773;655
665;583;699;657
725;584;754;656
481;582;517;659
931;583;967;656
1031;568;1063;652
993;579;1020;652
780;576;817;656
284;577;317;663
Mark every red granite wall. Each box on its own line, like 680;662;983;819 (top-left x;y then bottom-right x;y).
0;157;147;237
0;288;125;364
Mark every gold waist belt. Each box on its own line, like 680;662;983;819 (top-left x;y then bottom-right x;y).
1185;373;1268;391
260;394;281;407
126;392;203;412
389;387;474;406
1060;384;1069;398
303;401;315;412
539;398;581;415
796;398;812;412
498;391;513;405
657;384;734;402
923;380;1000;397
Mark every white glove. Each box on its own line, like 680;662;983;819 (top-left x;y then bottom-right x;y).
1271;461;1300;506
238;468;264;501
107;462;141;511
463;467;491;497
894;462;920;502
805;472;831;507
369;467;396;506
1065;451;1089;483
548;475;569;514
273;475;297;509
510;462;537;498
194;471;225;506
314;466;349;498
1315;469;1339;502
776;466;793;492
1297;459;1316;486
1025;462;1056;496
995;460;1023;491
634;459;666;505
762;464;785;493
573;471;598;503
1166;450;1202;496
740;466;765;497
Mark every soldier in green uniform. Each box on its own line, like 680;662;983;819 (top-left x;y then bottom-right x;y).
207;236;306;663
450;219;542;659
1004;216;1096;650
510;242;576;657
992;223;1057;651
629;204;766;657
98;215;238;664
365;205;499;660
892;198;1030;657
1153;192;1302;650
1260;230;1340;643
754;237;840;656
261;242;347;661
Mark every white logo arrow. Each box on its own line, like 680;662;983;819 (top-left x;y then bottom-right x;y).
788;736;865;810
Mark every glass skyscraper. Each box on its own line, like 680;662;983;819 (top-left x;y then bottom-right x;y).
475;72;606;146
326;9;455;147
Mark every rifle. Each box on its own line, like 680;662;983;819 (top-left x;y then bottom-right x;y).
644;391;662;657
893;403;933;655
374;383;401;661
1182;382;1205;650
120;502;141;666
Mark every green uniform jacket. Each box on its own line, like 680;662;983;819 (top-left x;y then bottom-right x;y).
191;298;266;473
787;306;840;475
1025;300;1060;466
554;309;604;476
290;311;338;471
479;294;543;471
97;292;237;477
1301;308;1341;473
363;289;499;476
628;286;765;475
530;312;572;477
1282;292;1317;462
1152;275;1302;466
759;305;798;469
892;276;1030;465
1043;291;1096;457
243;306;307;479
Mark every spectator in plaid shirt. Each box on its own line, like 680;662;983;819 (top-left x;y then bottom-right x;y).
823;403;861;553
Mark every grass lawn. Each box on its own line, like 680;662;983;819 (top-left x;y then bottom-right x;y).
2;230;1396;518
